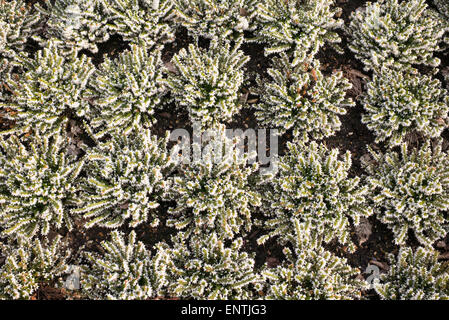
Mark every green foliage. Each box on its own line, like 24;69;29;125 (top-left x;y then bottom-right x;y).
254;0;343;66
363;141;449;246
1;39;95;136
361;67;449;147
81;230;168;299
374;246;449;299
73;129;171;229
262;220;365;299
0;235;70;300
0;0;41;100
158;232;261;299
258;141;372;251
0;128;84;239
36;0;110;54
100;0;175;48
167;126;261;240
0;57;12;102
254;54;353;142
0;0;42;77
444;72;449;91
434;0;449;18
88;44;166;138
167;38;249;128
347;0;444;71
173;0;257;41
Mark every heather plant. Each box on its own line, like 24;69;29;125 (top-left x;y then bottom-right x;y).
0;0;42;91
363;141;449;246
87;44;166;138
158;232;262;299
262;220;365;299
254;0;343;66
444;72;449;90
0;235;70;300
0;128;84;239
434;0;449;18
172;0;257;41
100;0;175;48
374;246;449;299
347;0;444;71
361;67;449;147
73;129;171;229
258;140;372;252
167;126;261;240
35;0;110;54
166;38;249;128
0;57;11;102
433;0;449;44
0;39;95;136
0;0;41;67
81;230;169;300
253;54;354;142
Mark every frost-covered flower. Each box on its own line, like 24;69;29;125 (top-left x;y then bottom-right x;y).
101;0;175;48
167;126;261;240
0;0;42;84
87;44;166;138
173;0;257;41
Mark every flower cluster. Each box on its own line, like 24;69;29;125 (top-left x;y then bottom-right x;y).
167;126;261;240
0;0;448;301
0;0;41;78
172;0;257;41
101;0;175;48
262;220;365;299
